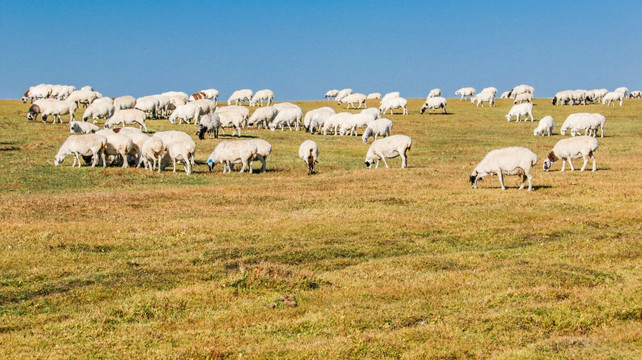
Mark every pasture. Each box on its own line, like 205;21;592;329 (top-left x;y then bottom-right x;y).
0;97;640;359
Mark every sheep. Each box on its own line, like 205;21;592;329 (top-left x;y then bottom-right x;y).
248;106;278;129
367;92;381;100
614;87;629;98
162;91;189;105
135;96;159;118
571;89;587;105
140;136;165;172
322;112;353;135
427;88;441;98
324;89;339;100
480;87;498;96
362;118;393;143
500;91;511;99
335;88;353;103
629;90;642;99
360;107;381;119
169;103;201;125
40;100;78;123
560;113;606;138
70;120;100;134
381;91;400;102
104;109;148;132
338;93;367;109
272;103;303;130
207;140;257;173
552;90;573;105
189;99;217;119
533;116;554;136
153;130;196;170
217;111;244;137
227;89;253;105
455;87;476;100
93;97;113;105
379;96;407;115
247;139;271;173
166;138;196;175
470;147;538;191
200;89;219;101
513;92;533;104
250;89;274;106
298;140;319;175
270;108;299;131
22;84;52;103
543;136;599;172
56;85;76;100
54;134;107;168
591;88;608;102
123;131;150;167
505;103;534;122
471;92;495;107
26;99;56;121
305;107;336;133
338;113;376;136
67;89;99;108
95;129;137;168
602;91;624;106
507;84;534;98
215;105;250;126
364;134;412;169
196;113;221;139
113;95;136;110
420;97;447;114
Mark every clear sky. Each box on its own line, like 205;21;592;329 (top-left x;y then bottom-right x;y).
1;0;640;100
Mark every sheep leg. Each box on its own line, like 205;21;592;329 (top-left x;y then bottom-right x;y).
172;157;177;172
121;152;129;168
401;149;407;168
381;155;389;169
497;172;506;190
72;153;78;167
567;158;575;171
239;160;246;173
527;174;533;191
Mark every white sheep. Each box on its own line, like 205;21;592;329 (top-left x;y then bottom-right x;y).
505;103;534;122
250;89;274;106
338;93;367;109
471;92;495;107
364;134;412;169
560;113;606;138
54;134;107;168
500;91;511;99
298;140;319;175
513;92;533;104
335;88;353;103
166;138;196;175
614;87;629;98
324;89;339;99
338;113;376;136
272;103;303;130
125;131;150;167
227;89;253;105
543;136;599;172
22;84;52;103
135;96;159;118
533;116;554;136
362;118;393;143
552;90;574;105
140;136;165;172
162;91;190;105
602;91;623;106
305;107;336;133
153;130;196;171
248;106;278;129
381;91;400;102
113;95;136;110
207;140;257;173
215;105;250;125
455;87;476;100
104;109;148;132
427;88;441;98
508;84;534;98
420;97;447;114
247;139;271;173
379;96;408;115
480;87;498;96
40;100;78;123
197;113;221;139
169;103;201;125
190;99;217;118
367;92;382;100
270;108;299;131
217;111;244;137
26;99;56;121
95;129;138;168
470;147;538;191
70;120;100;134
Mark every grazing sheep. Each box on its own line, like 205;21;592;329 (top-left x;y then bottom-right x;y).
217;111;244;137
480;87;498;96
95;129;137;168
26;99;55;121
140;136;165;171
270;108;299;131
135;96;160;119
247;139;272;173
543;136;599;172
207;140;257;173
364;134;412;169
362;118;393;143
455;87;476;100
298;140;319;175
628;90;641;99
471;92;495;107
533;116;554;136
54;134;107;168
367;92;382;100
360;107;381;119
379;96;408;115
513;92;533;104
470;147;538;191
125;132;150;167
114;95;136;110
248;106;278;129
40;100;78;123
196;113;221;139
169;103;201;125
272;103;303;130
420;97;447;114
338;113;376;136
70;120;100;134
560;113;606;138
427;88;441;98
67;89;100;108
22;84;52;103
104;109;148;132
338;93;367;109
381;91;400;102
614;87;629;98
250;89;275;106
602;91;624;106
324;89;339;99
305;107;336;133
215;106;250;127
552;90;574;105
335;88;353;103
227;89;253;105
505;103;534;122
322;112;353;135
190;99;217;119
500;91;511;99
508;84;534;98
166;139;196;175
162;91;190;105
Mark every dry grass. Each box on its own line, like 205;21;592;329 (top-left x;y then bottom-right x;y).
0;97;640;359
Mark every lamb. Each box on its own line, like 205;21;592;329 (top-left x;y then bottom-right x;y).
543;136;599;172
54;134;107;168
270;108;299;131
248;106;278;128
505;103;534;122
420;97;447;114
70;120;100;134
104;109;148;132
196;113;221;139
367;92;381;100
227;89;253;105
247;139;271;173
364;134;412;169
362;118;393;143
533;116;554;136
298;140;319;175
338;93;367;109
135;96;160;118
335;88;353;103
602;91;623;106
379;96;408;115
272;103;302;130
40;99;78;123
513;92;533;104
113;95;136;110
552;90;573;105
305;107;336;133
217;111;244;137
207;140;257;173
249;89;274;106
169;103;201;125
140;136;165;172
427;88;441;98
470;147;538;191
94;129;137;168
324;89;339;99
455;87;476;100
471;92;495;107
381;91;400;102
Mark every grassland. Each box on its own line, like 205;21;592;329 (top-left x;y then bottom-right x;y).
0;97;640;359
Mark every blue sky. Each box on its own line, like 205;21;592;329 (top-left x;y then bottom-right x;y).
1;1;640;100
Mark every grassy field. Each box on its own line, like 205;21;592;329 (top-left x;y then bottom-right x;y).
0;97;640;359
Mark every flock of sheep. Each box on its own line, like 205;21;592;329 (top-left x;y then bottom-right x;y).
21;83;636;189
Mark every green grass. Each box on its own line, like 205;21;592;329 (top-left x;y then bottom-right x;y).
0;97;640;359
